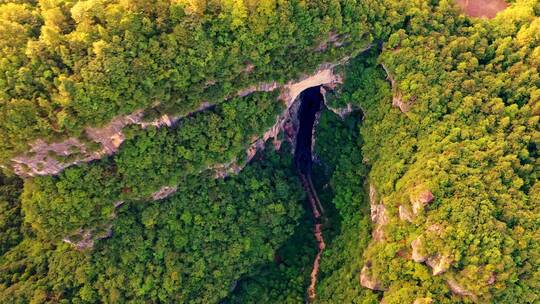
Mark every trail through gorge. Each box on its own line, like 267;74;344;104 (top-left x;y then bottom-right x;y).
294;86;326;302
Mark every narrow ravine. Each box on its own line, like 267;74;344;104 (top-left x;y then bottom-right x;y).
294;86;326;302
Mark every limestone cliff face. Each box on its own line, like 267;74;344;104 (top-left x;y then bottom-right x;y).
381;63;414;113
11;111;175;177
11;61;346;179
369;184;389;241
56;62;346;249
362;182;483;301
359;184;388;291
211;65;345;178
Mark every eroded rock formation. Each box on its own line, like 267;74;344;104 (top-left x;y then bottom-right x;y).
411;233;452;276
411;188;434;215
411;237;427;263
446;278;476;299
12;61;346;178
151;186;178;201
399;204;414;222
369;184;389;241
381;63;414;113
427;254;452;276
63;226;112;251
360;261;385;291
11;110;167;177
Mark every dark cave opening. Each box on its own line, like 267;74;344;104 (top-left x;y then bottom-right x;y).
294;86;324;176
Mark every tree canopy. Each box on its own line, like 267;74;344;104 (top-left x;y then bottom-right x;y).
0;0;538;303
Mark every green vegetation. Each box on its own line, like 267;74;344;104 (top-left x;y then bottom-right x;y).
326;1;539;302
0;174;25;255
22;91;283;241
1;148;303;303
0;0;375;163
0;0;538;303
225;109;370;303
225;210;317;303
313;111;378;303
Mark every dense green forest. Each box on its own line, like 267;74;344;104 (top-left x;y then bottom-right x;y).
1;0;539;303
2;149;304;302
0;0;376;163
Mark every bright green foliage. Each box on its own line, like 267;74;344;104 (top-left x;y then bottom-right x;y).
313;111;378;303
0;0;539;303
0;0;376;164
327;47;391;112
1;149;303;303
345;0;539;302
22;91;283;241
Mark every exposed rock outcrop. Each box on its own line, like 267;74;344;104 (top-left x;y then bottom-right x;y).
211;160;244;179
63;226;112;250
12;138;94;177
446;278;476;299
360;262;385;291
282;66;343;107
411;237;427;263
371;203;388;241
139;114;177;129
315;32;348;52
237;81;279;98
151;186;178;200
11;60;347;178
381;63;414;112
399;205;414;222
369;184;389;241
427;254;452;275
411;187;434;215
411;233;452;275
11;110;164;177
326;102;355;118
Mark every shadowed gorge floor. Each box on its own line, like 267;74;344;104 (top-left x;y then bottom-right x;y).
294;86;325;301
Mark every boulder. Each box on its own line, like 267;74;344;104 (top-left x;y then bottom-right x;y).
151;186;177;200
411;237;427;263
399;205;414;222
369;184;388;241
371;204;388;241
447;278;476;299
427;254;452;276
411;189;434;215
411;235;451;275
360;262;385;291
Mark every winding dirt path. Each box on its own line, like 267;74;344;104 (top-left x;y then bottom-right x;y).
300;174;326;302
